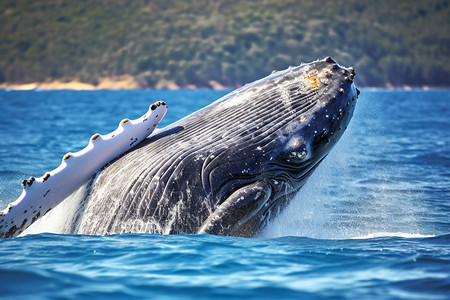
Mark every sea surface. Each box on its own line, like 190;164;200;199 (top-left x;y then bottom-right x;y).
0;89;449;299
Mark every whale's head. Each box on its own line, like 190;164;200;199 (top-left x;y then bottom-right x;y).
269;57;358;184
198;57;359;236
48;57;359;238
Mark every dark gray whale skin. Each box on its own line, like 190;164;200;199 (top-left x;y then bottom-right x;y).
76;57;359;237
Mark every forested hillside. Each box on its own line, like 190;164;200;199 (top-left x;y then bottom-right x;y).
1;0;449;88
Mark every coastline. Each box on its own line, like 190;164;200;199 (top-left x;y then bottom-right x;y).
0;78;445;91
0;75;139;91
0;76;231;91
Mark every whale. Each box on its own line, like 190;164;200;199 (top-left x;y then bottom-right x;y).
0;57;358;238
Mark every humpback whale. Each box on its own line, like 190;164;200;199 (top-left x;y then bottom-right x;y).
0;57;358;238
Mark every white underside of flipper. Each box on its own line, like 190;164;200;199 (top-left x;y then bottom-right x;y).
0;101;168;238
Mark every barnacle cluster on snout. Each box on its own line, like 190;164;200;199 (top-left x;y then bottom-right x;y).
276;56;359;177
307;57;358;154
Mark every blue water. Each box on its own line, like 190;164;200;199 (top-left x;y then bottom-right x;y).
0;89;449;299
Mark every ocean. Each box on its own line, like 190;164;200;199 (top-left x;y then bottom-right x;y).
0;89;449;299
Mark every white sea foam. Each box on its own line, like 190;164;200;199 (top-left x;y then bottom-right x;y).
20;183;87;236
350;232;435;239
261;94;431;240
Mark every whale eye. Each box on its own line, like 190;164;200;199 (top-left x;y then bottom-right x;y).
286;145;308;162
278;136;310;165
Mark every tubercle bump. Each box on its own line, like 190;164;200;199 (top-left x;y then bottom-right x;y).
91;133;101;141
21;176;35;188
120;118;130;126
83;100;167;162
64;102;166;173
151;100;167;110
42;172;51;182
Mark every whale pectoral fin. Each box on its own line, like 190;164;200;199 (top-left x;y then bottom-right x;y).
197;182;272;237
0;101;168;239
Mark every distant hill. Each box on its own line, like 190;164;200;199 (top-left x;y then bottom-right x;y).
1;0;449;88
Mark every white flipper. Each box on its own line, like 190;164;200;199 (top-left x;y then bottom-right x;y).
0;101;168;238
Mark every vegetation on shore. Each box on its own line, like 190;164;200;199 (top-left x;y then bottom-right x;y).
1;0;449;88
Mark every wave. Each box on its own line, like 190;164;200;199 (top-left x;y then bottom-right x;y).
350;232;436;239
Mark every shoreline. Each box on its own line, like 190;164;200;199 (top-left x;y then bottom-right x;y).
0;77;232;91
0;78;447;91
0;76;139;91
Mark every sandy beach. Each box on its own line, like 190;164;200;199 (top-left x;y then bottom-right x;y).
0;76;232;91
0;75;139;91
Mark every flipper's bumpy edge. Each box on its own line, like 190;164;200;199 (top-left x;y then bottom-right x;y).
0;101;168;238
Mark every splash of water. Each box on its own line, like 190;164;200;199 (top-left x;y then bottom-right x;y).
261;95;429;239
260;137;425;239
20;184;87;236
